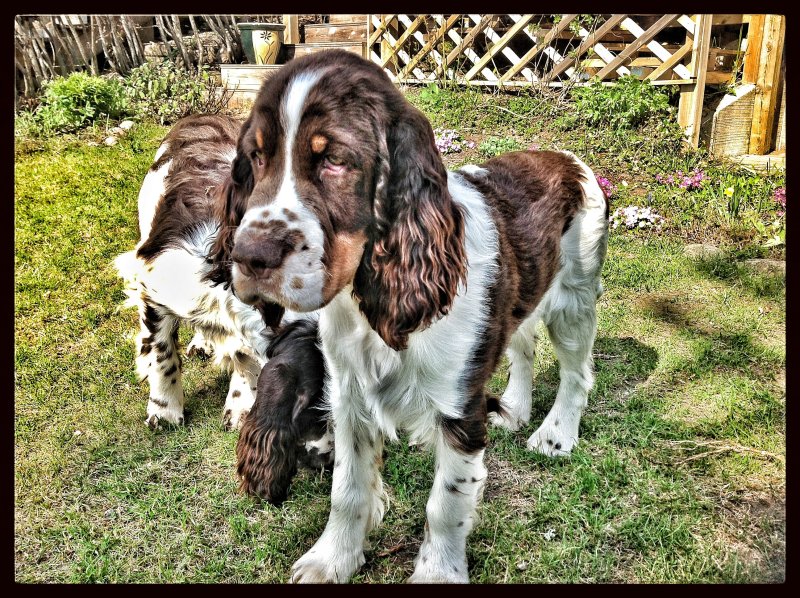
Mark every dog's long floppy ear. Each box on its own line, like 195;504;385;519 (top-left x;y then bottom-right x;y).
353;105;467;351
206;133;256;288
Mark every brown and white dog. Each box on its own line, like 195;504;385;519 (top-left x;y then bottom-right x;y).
211;50;609;583
114;115;328;443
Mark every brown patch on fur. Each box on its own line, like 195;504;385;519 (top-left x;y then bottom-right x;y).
291;277;304;290
283;208;298;222
255;128;264;150
310;133;328;154
323;231;367;304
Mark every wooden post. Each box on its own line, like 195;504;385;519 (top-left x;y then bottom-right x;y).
678;14;713;148
283;15;299;44
380;15;399;75
745;14;785;154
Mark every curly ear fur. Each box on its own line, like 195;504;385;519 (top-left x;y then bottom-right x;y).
353;106;467;351
206;146;255;288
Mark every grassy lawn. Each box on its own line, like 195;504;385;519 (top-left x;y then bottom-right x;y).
15;89;785;583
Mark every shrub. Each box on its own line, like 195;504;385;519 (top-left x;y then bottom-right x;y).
124;61;230;125
569;76;674;130
22;72;128;135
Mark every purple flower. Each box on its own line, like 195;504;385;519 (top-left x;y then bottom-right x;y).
657;168;707;190
774;187;786;217
596;175;616;199
434;128;474;155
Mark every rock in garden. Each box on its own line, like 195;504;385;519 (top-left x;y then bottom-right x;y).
743;259;785;276
111;126;125;136
104;136;118;146
119;120;135;131
684;243;724;259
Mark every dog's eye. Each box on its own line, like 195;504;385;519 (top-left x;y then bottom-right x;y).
253;150;265;168
324;155;346;168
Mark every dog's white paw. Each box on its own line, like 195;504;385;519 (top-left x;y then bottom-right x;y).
222;405;250;431
488;409;525;432
146;400;184;429
186;332;213;359
409;555;469;584
290;544;364;583
526;417;579;457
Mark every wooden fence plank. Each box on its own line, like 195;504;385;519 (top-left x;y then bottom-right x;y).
499;14;578;83
620;16;692;79
435;14;493;80
398;14;460;80
463;14;534;80
594;14;679;80
381;15;425;67
748;14;785;154
646;40;692;81
543;14;626;82
681;14;713;148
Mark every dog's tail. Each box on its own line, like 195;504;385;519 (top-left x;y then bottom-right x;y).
113;250;145;310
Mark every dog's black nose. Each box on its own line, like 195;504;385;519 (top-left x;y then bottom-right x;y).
231;230;292;278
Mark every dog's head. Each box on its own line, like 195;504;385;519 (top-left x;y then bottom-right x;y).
209;51;467;350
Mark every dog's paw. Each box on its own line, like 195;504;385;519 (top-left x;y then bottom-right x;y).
186;332;213;359
526;418;578;457
488;410;525;432
290;545;364;584
222;407;249;431
145;405;184;430
408;556;469;584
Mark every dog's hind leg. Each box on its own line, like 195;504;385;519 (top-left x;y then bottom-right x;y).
136;297;185;429
489;312;541;431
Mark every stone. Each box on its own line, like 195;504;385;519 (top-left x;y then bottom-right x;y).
104;136;118;146
684;243;724;259
119;120;135;131
743;259;785;276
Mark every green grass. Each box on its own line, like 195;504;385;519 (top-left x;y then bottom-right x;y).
15;91;785;583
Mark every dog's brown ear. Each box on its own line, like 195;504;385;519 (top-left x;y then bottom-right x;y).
206;138;255;288
353;105;467;351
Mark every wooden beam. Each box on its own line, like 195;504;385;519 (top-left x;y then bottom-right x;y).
544;14;626;82
594;14;679;80
463;14;534;81
677;14;713;148
647;40;692;81
283;15;299;44
742;14;765;84
748;14;785;154
398;14;459;80
499;14;577;83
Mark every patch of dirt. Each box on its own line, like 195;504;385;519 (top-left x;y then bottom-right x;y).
483;452;545;509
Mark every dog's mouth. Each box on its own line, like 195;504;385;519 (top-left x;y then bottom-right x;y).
251;297;286;330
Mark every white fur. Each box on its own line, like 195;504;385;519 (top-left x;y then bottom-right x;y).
136;148;170;243
234;73;327;311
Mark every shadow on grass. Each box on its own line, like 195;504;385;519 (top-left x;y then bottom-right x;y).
692;255;785;301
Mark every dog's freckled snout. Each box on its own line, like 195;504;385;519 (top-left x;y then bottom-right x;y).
232;228;293;279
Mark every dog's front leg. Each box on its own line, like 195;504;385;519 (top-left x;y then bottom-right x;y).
409;430;487;583
291;380;386;583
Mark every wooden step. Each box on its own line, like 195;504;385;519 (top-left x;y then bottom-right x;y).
304;22;367;43
328;14;367;25
284;41;365;60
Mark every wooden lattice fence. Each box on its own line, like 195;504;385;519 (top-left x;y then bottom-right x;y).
367;14;742;87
